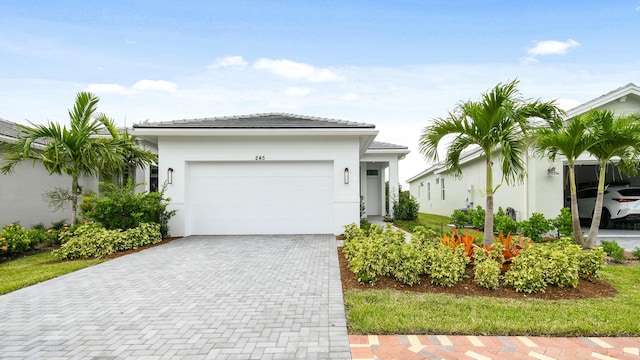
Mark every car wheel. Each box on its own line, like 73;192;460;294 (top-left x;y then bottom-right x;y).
599;208;611;229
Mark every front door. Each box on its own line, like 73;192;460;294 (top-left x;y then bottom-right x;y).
366;170;381;216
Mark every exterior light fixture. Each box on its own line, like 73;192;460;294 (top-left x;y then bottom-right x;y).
547;166;559;176
168;167;174;184
344;167;350;184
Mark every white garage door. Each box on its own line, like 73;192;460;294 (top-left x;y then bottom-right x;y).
186;161;334;235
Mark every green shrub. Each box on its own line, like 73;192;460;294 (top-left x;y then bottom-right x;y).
578;246;606;280
450;210;470;227
633;247;640;260
392;242;425;286
52;222;161;260
504;240;599;293
472;247;502;290
468;206;485;229
410;226;440;248
493;207;519;235
503;248;547;293
552;207;573;238
520;212;552;242
426;243;469;287
0;224;31;254
359;218;372;232
81;180;176;238
600;240;625;263
392;190;419;221
344;224;406;284
541;241;581;288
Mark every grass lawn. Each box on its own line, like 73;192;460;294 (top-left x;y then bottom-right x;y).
345;265;640;336
0;252;105;295
394;212;485;239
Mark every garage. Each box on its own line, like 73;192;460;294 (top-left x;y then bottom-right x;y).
186;161;334;235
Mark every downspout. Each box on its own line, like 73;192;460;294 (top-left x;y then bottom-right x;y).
523;151;529;221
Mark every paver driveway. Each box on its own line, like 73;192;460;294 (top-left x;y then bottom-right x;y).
0;235;351;359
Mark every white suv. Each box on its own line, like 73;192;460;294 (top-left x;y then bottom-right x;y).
576;186;640;228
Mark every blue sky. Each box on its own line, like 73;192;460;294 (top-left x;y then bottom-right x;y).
1;1;639;181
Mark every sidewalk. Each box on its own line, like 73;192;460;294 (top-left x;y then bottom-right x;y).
350;334;640;360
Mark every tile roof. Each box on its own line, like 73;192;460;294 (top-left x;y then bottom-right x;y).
368;141;408;150
0;118;21;140
133;113;375;129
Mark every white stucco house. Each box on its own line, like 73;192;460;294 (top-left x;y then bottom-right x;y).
133;113;409;236
407;83;640;221
0;118;98;227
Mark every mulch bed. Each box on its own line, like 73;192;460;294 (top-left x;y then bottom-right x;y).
337;247;619;300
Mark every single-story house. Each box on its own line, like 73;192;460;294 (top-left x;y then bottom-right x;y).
407;83;640;221
0;118;98;227
133;113;409;236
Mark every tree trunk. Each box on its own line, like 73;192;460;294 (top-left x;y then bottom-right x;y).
71;176;79;226
568;165;586;248
484;155;494;246
586;164;607;248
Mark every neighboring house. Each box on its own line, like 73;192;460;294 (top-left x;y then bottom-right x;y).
0;118;98;227
133;113;409;236
407;83;640;221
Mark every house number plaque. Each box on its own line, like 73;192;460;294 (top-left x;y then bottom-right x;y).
255;155;266;161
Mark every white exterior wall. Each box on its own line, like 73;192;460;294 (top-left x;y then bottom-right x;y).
158;135;361;236
0;147;98;227
409;152;564;221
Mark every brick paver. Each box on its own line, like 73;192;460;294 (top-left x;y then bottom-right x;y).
351;335;640;360
0;235;351;359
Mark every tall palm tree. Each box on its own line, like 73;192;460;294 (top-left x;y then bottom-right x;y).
1;92;157;225
532;114;600;248
584;109;640;248
419;80;561;245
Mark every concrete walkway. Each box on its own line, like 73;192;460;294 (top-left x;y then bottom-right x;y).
0;235;350;360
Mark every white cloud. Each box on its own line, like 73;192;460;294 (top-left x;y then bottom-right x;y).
284;86;310;96
253;58;342;82
521;39;580;64
132;80;178;92
528;39;580;56
208;56;248;70
86;83;133;95
342;93;360;101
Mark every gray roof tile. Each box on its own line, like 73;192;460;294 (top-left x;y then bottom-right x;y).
133;113;376;129
369;141;408;150
0;118;20;139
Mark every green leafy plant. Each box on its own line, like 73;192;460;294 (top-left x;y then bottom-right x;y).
0;224;32;254
472;247;502;290
52;222;161;260
493;207;519;235
450;210;470;228
600;240;626;263
552;207;573;238
425;243;469;287
577;246;606;280
392;190;419;221
520;212;552;242
392;242;425;286
468;205;485;229
503;248;547;293
632;247;640;260
81;180;176;238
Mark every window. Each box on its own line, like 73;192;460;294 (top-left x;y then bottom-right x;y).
149;165;159;192
427;182;431;201
366;169;379;176
441;178;445;200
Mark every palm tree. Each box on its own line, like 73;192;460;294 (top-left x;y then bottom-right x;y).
532;114;600;248
584;109;640;248
419;80;561;246
1;92;157;225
